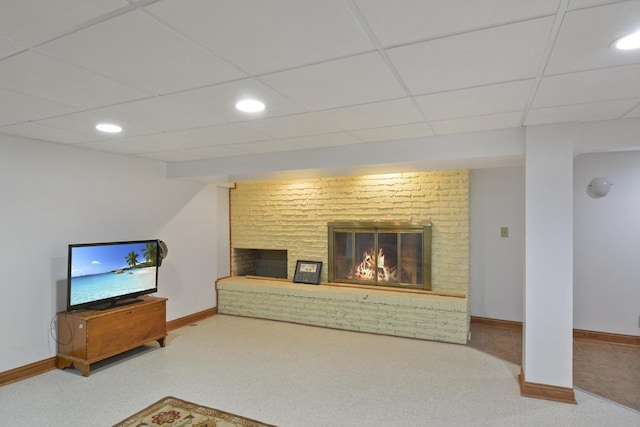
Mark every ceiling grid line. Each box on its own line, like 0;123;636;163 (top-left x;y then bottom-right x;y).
519;0;571;126
343;0;436;134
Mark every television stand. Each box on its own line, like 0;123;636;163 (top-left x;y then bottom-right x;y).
56;296;167;377
91;297;142;310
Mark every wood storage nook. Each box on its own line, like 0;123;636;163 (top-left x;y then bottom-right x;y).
56;296;167;376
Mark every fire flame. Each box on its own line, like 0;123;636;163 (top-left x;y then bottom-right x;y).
355;248;396;282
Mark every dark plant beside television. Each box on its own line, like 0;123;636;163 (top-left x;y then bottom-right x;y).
67;240;160;311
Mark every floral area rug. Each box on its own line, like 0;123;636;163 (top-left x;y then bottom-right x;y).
112;396;277;427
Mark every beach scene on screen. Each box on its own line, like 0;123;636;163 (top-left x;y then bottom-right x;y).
70;242;158;306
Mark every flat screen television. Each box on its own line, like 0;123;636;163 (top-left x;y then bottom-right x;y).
67;239;160;311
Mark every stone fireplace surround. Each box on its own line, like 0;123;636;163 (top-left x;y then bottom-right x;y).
224;171;470;344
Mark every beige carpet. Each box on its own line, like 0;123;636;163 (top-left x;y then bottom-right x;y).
112;396;276;427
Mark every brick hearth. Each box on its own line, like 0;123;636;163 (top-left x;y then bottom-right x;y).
217;276;468;344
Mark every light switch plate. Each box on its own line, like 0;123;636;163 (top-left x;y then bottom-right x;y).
501;227;509;238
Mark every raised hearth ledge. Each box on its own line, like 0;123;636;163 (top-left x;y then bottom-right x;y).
245;275;466;298
216;276;469;344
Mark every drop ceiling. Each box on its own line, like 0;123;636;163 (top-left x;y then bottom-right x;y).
1;0;639;163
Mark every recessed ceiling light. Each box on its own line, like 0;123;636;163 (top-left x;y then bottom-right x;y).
614;30;640;50
235;98;265;113
96;123;122;133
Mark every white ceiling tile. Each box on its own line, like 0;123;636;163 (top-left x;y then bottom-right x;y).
0;1;637;163
388;17;554;95
37;10;245;95
0;122;97;144
261;53;405;111
350;123;434;142
0;37;24;58
146;0;373;74
0;88;77;121
317;98;423;131
242;114;341;139
0;51;151;108
567;0;623;10
625;103;640;118
163;79;305;125
546;1;640;75
355;0;560;46
172;123;269;146
114;133;207;151
34;111;160;139
285;132;362;150
0;115;24;127
431;111;522;135
136;150;206;162
415;80;534;121
525;99;640;125
78;139;156;154
93;97;217;131
181;145;246;158
0;0;128;45
533;64;640;107
232;139;300;155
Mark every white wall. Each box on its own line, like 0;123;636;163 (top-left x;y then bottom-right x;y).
470;167;524;321
154;185;221;320
471;151;640;339
0;135;224;372
574;151;640;336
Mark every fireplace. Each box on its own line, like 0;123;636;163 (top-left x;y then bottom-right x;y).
233;248;287;279
328;222;432;290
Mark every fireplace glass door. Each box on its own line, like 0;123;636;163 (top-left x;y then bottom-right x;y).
328;222;431;289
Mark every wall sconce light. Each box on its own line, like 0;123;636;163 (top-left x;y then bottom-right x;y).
587;177;612;198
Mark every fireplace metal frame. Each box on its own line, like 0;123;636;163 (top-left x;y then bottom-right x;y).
328;221;432;290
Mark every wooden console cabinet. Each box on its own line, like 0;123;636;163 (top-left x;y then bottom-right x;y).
56;296;167;377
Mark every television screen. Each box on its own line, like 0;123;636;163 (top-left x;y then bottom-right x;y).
67;240;159;310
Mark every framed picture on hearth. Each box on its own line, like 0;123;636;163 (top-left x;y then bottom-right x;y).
293;260;322;285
